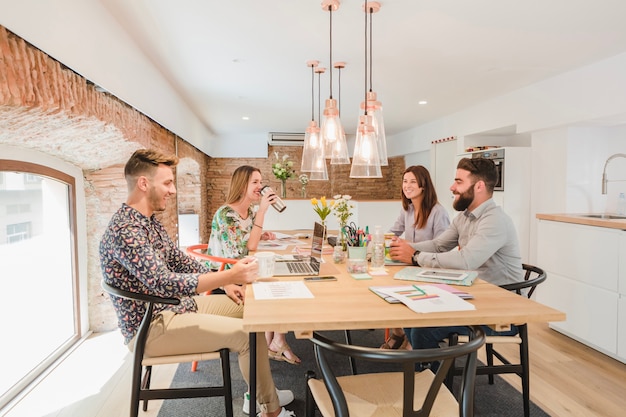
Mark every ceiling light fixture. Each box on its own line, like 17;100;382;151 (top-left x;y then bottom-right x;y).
360;1;388;166
309;65;329;181
320;0;350;165
301;60;323;173
350;0;382;178
331;61;350;165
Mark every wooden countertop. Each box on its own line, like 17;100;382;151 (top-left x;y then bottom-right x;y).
536;213;626;230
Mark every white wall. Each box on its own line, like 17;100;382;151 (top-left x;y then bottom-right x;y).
387;52;626;266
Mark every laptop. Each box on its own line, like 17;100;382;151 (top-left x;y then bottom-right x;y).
273;222;324;276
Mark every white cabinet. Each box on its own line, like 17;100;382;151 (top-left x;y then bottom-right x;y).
619;295;626;359
537;220;624;363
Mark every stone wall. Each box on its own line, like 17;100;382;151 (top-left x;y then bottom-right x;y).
0;25;405;333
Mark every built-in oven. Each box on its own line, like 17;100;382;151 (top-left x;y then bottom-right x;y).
471;148;504;191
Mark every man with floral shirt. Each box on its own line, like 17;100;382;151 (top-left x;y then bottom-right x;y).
100;149;294;417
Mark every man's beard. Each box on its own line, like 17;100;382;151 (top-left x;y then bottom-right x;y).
452;184;475;211
149;187;167;212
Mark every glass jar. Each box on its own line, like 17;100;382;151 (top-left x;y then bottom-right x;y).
332;245;346;264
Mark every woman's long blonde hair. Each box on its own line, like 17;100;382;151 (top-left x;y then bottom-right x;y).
226;165;261;204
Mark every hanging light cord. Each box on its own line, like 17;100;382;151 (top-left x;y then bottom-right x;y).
337;65;342;116
364;0;369;116
369;5;374;93
310;64;315;122
317;70;322;124
328;5;334;100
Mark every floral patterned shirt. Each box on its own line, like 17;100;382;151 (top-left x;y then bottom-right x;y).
207;205;254;266
100;204;208;344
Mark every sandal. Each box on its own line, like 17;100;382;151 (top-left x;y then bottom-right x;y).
268;342;301;365
380;333;409;350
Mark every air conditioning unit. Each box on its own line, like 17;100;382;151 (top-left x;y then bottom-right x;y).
267;132;305;146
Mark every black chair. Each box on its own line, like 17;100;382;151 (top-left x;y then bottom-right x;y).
305;326;486;417
101;281;233;417
445;264;547;417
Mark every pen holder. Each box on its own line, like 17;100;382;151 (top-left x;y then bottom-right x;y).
347;246;367;260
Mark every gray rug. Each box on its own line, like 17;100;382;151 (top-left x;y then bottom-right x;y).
157;330;551;416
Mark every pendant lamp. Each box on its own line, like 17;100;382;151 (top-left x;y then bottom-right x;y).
350;0;382;178
301;60;323;173
331;61;350;165
360;2;388;166
320;0;350;164
310;66;329;181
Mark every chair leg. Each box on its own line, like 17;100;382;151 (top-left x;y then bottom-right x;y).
344;330;357;375
486;343;495;384
445;333;459;389
130;364;142;417
519;324;530;417
142;365;152;412
305;370;316;417
220;349;234;417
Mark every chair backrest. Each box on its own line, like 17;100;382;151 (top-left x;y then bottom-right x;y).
101;280;179;355
309;326;486;417
186;244;238;271
500;264;546;298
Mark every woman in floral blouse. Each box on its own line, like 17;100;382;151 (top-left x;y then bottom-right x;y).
208;165;301;365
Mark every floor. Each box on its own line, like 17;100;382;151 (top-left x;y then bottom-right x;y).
2;322;626;417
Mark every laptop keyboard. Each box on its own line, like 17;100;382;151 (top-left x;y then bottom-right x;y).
286;262;319;274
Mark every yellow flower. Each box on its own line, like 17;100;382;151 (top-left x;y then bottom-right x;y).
311;196;332;221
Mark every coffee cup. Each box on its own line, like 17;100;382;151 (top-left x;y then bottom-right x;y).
254;252;275;278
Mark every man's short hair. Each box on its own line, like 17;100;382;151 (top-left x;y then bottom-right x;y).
457;157;498;192
124;149;179;187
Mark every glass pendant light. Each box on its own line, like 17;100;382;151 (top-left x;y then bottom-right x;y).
350;114;381;178
310;66;329;180
350;0;382;178
330;61;350;164
301;60;323;173
320;0;350;164
359;1;388;166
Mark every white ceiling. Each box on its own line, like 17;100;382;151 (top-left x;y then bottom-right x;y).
3;0;626;156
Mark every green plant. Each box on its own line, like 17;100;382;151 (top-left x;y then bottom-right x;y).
271;152;296;181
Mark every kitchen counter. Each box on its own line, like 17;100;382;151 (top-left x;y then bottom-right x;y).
536;213;626;230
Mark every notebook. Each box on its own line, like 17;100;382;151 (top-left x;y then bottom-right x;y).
273;222;324;276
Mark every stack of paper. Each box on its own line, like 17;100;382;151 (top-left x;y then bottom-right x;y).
372;285;475;313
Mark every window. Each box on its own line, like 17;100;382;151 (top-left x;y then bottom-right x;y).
0;160;81;409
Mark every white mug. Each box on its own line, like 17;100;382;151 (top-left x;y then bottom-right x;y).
254;252;275;278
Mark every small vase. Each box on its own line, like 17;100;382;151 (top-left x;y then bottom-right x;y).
301;186;307;198
280;179;287;198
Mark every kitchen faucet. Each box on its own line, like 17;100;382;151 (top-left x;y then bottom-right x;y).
601;153;626;194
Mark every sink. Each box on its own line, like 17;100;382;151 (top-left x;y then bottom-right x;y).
581;214;626;220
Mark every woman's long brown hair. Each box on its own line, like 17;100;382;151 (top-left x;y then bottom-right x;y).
401;165;440;229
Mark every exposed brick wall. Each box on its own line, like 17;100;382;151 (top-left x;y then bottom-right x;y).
0;25;405;333
0;25;181;332
204;147;405;242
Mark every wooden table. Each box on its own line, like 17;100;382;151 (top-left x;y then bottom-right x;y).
242;238;565;415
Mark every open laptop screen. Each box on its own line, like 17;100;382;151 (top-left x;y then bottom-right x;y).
310;221;325;262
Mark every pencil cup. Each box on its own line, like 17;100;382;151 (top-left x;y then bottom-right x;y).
254;252;275;278
347;246;367;260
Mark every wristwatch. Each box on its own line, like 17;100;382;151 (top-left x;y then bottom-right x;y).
411;250;421;266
